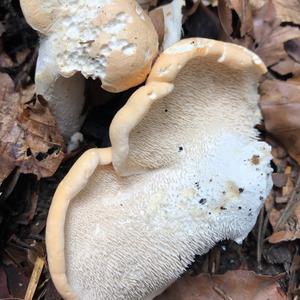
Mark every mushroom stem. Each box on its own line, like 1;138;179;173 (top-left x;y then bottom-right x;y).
46;148;112;300
35;37;86;138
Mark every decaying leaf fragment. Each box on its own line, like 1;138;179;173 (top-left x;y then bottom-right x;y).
250;0;300;24
260;79;300;165
156;270;286;300
217;0;300;76
0;73;64;183
265;162;300;244
252;1;300;72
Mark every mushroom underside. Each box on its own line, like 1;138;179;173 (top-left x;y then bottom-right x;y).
63;57;272;299
65;141;270;300
112;55;266;174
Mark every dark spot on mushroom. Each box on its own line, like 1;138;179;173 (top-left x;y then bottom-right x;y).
222;191;226;194
179;255;182;261
178;146;183;152
249;208;252;211
195;182;200;189
251;155;260;165
239;188;244;193
199;198;207;204
248;212;253;217
259;196;264;200
209;178;213;182
238;206;242;210
164;109;168;112
120;204;123;207
208;212;211;215
220;206;227;210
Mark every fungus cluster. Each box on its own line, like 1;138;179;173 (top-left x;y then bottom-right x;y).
20;0;158;137
43;38;272;300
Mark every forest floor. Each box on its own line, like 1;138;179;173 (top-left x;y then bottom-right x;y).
0;0;299;299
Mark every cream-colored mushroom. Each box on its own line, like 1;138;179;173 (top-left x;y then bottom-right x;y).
46;38;272;300
20;0;158;138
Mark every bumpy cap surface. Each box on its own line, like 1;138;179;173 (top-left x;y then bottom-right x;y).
20;0;159;138
21;0;158;92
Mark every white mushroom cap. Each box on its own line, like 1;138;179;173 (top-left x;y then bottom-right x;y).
21;0;159;137
46;38;272;300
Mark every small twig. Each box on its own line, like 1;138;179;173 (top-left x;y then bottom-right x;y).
24;256;45;300
213;286;233;300
258;193;275;267
274;174;300;231
257;206;265;270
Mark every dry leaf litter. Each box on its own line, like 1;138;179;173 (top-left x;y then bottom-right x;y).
0;0;300;299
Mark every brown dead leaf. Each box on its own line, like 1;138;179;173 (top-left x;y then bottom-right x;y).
149;7;165;47
267;163;300;243
0;72;14;97
260;79;300;164
271;0;300;24
268;230;300;243
155;270;286;300
218;0;254;47
217;0;234;39
272;173;287;188
272;57;300;77
250;0;300;24
252;1;300;69
228;0;253;38
284;38;300;64
0;73;64;182
218;0;300;75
